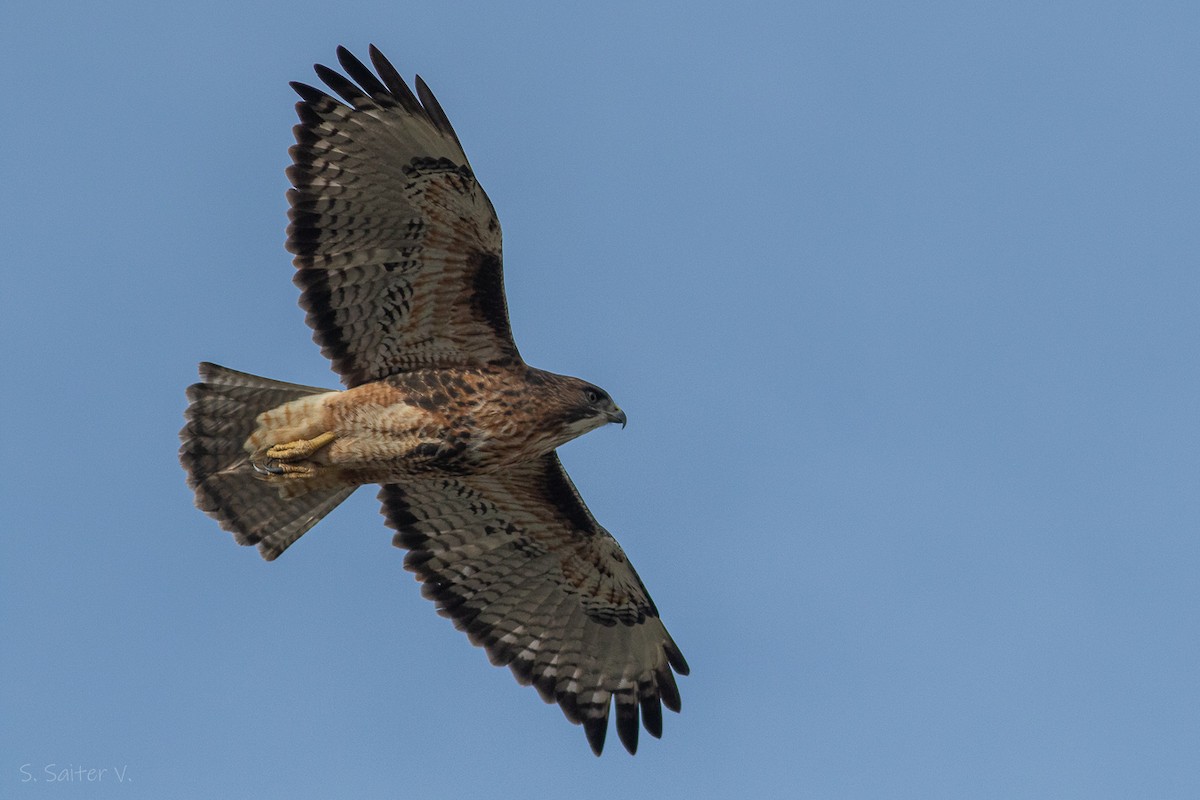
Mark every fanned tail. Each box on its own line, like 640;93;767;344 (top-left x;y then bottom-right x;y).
180;362;355;560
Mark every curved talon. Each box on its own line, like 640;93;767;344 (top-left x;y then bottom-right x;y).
252;460;283;476
251;458;315;478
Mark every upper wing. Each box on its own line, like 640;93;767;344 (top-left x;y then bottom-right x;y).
287;46;521;386
379;454;689;755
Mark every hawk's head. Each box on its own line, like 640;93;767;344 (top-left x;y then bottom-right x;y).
572;381;627;430
532;371;626;444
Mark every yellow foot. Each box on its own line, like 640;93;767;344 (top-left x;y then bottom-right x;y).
251;431;336;478
264;431;337;462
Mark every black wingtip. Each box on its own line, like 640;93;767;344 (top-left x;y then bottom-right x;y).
290;80;329;104
666;640;690;676
413;74;461;146
657;665;682;714
335;45;390;100
314;62;368;106
583;716;607;756
367;44;422;113
615;699;639;755
640;695;664;739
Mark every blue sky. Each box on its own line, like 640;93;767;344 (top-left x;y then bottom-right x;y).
3;1;1199;797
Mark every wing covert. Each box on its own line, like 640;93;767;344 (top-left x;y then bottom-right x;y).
379;453;688;755
288;46;521;386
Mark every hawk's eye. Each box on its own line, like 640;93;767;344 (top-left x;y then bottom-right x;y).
584;388;601;404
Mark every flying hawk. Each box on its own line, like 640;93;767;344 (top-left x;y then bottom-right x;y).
179;45;688;756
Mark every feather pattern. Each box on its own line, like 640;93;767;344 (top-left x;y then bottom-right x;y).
288;46;519;386
379;453;688;755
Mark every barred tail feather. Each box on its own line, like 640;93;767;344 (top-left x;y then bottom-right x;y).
180;362;355;560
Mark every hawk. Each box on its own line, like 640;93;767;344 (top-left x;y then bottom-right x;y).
179;45;688;755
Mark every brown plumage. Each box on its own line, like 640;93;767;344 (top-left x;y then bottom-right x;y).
179;45;687;756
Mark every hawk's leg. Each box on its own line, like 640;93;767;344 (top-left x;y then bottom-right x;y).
264;431;337;462
251;431;337;478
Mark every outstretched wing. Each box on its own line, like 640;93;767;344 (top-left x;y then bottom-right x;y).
379;454;689;755
288;46;521;386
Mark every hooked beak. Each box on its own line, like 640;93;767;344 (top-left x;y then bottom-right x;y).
606;408;627;429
